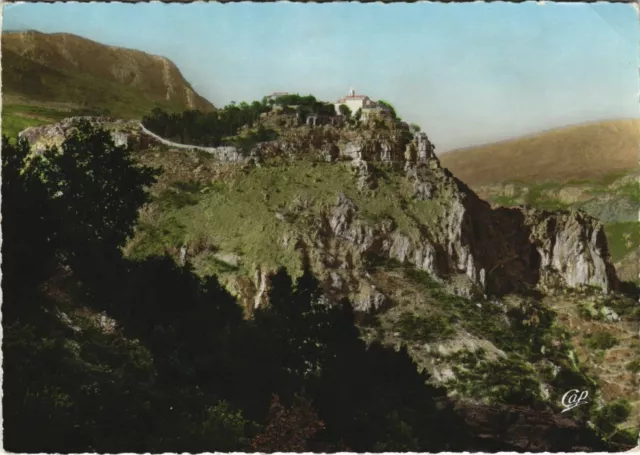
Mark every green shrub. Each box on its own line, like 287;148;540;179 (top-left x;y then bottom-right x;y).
603;221;640;262
452;357;542;406
617;181;640;204
490;195;520;207
396;312;455;343
129;218;186;259
625;359;640;373
156;189;200;209
601;293;640;318
577;302;603;321
608;428;638;447
584;332;619;350
405;268;442;290
172;180;204;193
591;399;632;436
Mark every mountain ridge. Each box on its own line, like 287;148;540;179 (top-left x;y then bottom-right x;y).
440;119;640;186
443;117;640;153
1;30;215;116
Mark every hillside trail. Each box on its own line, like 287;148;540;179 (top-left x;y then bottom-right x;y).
138;122;222;153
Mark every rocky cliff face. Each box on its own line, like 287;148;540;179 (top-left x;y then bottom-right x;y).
297;173;617;313
468;168;640;288
22;116;619;312
260;126;618;310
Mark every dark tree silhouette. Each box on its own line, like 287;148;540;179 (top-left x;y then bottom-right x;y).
1;137;58;319
142;96;335;149
38;120;158;284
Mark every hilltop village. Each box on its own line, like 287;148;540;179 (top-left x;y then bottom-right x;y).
255;88;398;130
108;88;429;166
268;88;393;125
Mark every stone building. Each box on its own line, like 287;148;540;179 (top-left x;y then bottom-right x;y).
335;88;375;114
334;88;390;120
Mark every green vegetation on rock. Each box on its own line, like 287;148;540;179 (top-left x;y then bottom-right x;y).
604;221;640;262
397;311;455;343
584;332;620;351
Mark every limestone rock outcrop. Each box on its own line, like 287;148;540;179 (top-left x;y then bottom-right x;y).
285;146;618;307
525;209;617;292
21;116;619;311
19;117;139;155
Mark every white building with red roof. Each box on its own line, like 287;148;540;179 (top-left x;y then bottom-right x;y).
334;88;388;119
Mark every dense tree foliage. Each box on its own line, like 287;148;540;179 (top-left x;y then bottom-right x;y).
48;121;158;285
354;107;363;123
143;95;336;148
267;93;332;112
142;101;272;148
2;122;158;318
268;94;336;120
2;137;58;310
267;93;318;107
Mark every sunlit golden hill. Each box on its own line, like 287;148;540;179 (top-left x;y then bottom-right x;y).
439;120;640;186
2;30;215;117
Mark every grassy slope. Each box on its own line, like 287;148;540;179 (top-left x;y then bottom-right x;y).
439;120;640;186
2;105;63;139
2;49;193;119
128;148;443;279
0;101;103;138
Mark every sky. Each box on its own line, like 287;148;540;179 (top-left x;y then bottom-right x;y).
3;2;639;152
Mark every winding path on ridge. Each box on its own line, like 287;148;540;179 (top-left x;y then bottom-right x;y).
138;122;226;154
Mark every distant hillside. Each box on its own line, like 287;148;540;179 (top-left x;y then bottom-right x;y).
1;30;215;117
440;120;640;186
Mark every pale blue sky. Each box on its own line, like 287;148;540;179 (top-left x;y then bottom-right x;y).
3;2;639;151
